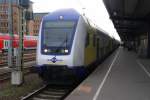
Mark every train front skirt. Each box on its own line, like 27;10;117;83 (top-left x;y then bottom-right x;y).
36;65;88;84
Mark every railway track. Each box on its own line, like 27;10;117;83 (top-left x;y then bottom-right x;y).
0;49;36;56
0;51;36;67
0;56;36;67
0;53;36;59
0;66;34;82
0;71;10;81
0;50;36;81
21;84;74;100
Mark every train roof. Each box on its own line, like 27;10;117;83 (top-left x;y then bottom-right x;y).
43;9;80;21
41;9;117;41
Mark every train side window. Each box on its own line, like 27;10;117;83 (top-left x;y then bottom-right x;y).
85;32;90;47
6;41;8;47
4;40;9;48
4;41;6;47
5;41;7;47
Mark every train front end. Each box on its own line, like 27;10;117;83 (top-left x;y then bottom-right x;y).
36;9;87;83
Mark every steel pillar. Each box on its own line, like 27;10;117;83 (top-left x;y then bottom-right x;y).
8;0;13;68
11;1;24;85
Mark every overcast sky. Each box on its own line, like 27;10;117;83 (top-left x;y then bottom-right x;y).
31;0;120;41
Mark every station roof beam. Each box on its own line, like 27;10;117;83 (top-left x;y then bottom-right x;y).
103;0;150;41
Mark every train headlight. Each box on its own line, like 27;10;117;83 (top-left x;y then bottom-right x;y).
44;49;48;53
64;49;68;53
59;16;63;20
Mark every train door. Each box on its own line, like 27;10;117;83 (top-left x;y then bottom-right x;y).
96;38;100;60
4;40;9;49
100;38;104;60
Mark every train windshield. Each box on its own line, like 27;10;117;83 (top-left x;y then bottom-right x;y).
42;21;76;47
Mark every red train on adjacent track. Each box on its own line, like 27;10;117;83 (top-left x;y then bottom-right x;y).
0;33;37;52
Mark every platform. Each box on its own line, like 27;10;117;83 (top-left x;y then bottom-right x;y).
65;47;150;100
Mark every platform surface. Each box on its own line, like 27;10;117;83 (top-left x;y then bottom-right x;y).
65;47;150;100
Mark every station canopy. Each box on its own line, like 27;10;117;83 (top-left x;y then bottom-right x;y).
103;0;150;41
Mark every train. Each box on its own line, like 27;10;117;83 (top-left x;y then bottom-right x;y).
36;9;119;83
0;33;37;52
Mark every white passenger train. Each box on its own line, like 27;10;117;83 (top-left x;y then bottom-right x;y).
36;9;119;83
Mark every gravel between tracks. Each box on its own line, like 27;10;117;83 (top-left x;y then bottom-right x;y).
0;73;43;100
